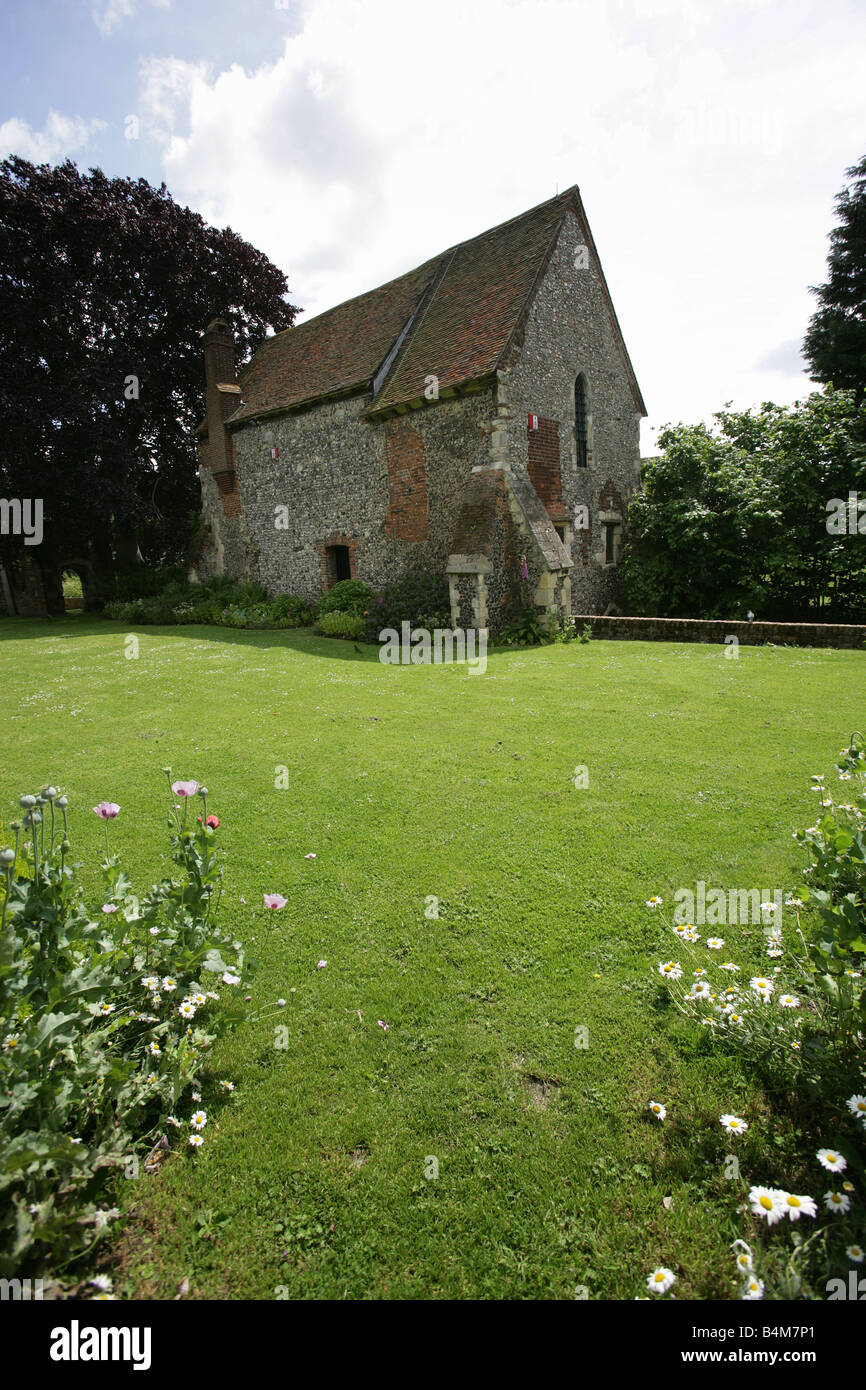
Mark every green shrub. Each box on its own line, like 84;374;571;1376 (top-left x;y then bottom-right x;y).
103;600;133;622
316;610;365;640
101;578;318;632
0;777;248;1279
364;566;450;641
270;594;313;627
497;607;549;646
316;580;375;619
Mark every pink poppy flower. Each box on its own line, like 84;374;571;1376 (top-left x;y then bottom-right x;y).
171;781;199;798
317;959;327;970
206;815;219;829
304;853;316;860
263;894;287;910
377;1020;389;1031
93;802;120;820
101;904;118;914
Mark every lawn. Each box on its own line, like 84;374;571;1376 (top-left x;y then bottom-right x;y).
1;615;863;1300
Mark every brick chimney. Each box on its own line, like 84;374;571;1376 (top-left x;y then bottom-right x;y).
202;318;241;496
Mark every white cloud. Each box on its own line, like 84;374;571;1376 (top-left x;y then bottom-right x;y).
92;0;171;38
137;0;866;441
0;110;108;164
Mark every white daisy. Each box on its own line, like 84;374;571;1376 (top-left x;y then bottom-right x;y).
824;1190;851;1213
190;1110;207;1131
750;976;774;1000
646;897;663;908
161;977;177;992
646;1267;675;1294
782;1192;817;1221
719;962;740;972
649;1101;667;1121
846;1245;865;1264
149;1041;160;1056
89;1275;113;1291
846;1095;866;1118
673;924;689;938
817;1148;847;1173
778;995;800;1008
721;1114;748;1135
706;938;725;950
748;1186;787;1226
658;961;683;980
742;1277;765;1300
188;1134;204;1148
178;1001;196;1019
689;980;711;999
142;976;159;991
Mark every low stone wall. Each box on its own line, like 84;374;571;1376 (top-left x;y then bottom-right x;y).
573;615;866;650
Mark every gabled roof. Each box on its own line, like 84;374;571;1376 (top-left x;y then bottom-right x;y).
224;187;645;426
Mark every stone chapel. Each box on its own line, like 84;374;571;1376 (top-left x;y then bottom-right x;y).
194;186;646;630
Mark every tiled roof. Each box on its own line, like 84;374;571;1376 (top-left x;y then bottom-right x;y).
226;252;447;422
225;187;645;425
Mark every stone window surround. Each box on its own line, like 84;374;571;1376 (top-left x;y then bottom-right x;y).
598;509;622;568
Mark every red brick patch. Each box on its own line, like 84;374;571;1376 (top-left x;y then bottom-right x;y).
384;419;429;541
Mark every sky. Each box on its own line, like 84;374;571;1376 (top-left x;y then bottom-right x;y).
1;0;864;455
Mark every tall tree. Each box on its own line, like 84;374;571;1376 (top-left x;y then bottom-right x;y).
804;154;866;400
0;157;297;610
622;391;866;621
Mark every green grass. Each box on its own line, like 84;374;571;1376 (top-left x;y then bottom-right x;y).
1;616;863;1300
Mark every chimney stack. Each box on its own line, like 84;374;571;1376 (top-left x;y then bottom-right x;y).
202;318;241;491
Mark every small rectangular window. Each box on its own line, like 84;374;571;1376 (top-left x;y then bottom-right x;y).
326;544;351;584
575;375;588;468
603;523;621;567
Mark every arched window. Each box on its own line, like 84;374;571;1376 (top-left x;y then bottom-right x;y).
574;374;589;468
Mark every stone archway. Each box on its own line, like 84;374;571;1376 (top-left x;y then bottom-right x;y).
57;559;100;613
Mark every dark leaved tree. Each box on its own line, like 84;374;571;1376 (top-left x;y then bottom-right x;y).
0;157;297;610
804;154;866;400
